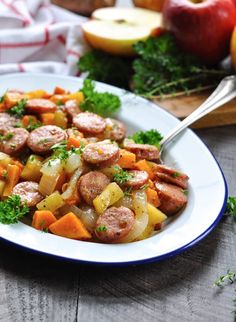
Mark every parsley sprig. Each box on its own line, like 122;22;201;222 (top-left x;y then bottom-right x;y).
0;195;29;224
226;197;236;219
7;98;27;118
113;167;134;185
129;129;163;148
80;79;121;117
50;141;85;161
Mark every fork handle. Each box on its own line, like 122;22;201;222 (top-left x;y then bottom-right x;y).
160;75;236;148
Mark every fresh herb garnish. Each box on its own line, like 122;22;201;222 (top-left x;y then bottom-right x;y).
113;168;134;185
7;98;27;118
124;187;133;197
0;195;29;224
0;93;6;103
0;132;14;141
181;189;188;196
2;169;8;179
129;129;163;147
226;197;236;219
140;183;149;191
78;50;132;89
26;117;42;131
50;141;85;161
96;225;108;232
80;79;121;117
172;172;181;178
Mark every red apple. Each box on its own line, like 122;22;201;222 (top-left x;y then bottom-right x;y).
162;0;236;66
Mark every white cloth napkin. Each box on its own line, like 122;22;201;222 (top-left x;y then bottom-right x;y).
0;0;89;75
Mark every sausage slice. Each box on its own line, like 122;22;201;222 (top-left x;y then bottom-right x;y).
0;113;18;132
123;141;159;161
79;171;110;205
26;99;57;114
155;181;187;216
95;206;135;243
27;125;67;154
83;142;120;167
104;118;126;141
12;181;44;207
152;164;189;189
73;112;106;135
125;170;149;189
0;128;29;155
64;100;80;119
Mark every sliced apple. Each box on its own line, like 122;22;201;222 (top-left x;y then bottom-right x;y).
82;7;162;56
231;26;236;70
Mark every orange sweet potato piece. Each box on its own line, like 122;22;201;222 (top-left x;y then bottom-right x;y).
3;164;21;196
117;149;136;169
146;188;160;207
32;210;57;231
67;136;81;149
49;212;91;240
22;115;38;128
40;113;55;125
54;86;67;95
135;159;155;180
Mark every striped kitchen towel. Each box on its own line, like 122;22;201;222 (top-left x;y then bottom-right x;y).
0;0;89;75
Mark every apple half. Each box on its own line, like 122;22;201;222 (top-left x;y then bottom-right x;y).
82;7;162;56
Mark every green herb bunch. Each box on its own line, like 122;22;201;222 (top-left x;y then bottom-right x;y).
0;195;29;224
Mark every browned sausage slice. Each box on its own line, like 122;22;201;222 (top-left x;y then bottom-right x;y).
104;118;126;141
123;141;159;161
73;112;106;135
27;125;67;154
152;164;189;189
79;171;110;205
155;181;187;216
95;206;135;243
64;100;80;119
26;99;57;114
0;113;18;132
0;128;29;155
83;142;120;167
125;170;149;189
12;181;44;207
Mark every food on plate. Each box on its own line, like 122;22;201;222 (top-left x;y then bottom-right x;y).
162;0;236;65
0;80;189;243
82;7;162;56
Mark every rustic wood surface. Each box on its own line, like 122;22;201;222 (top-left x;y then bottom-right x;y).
0;125;235;322
155;92;236;129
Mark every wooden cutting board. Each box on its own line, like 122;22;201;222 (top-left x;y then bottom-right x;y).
154;90;236;128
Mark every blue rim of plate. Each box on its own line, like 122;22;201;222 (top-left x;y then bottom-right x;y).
0;73;228;266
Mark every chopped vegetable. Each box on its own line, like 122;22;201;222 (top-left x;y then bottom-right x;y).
146;188;160;207
36;191;64;212
32;210;57;231
49;212;92;240
40;113;55;125
135;159;155;179
0;195;29;224
117;149;136;169
53;110;67;129
21;155;43;182
3;164;21;196
80;79;121;117
7;98;27;118
93;182;124;214
129;129;163;148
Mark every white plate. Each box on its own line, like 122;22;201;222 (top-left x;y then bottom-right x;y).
0;73;227;266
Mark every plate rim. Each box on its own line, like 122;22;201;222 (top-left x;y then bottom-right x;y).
0;72;228;266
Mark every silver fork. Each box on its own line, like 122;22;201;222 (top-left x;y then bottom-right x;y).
159;75;236;162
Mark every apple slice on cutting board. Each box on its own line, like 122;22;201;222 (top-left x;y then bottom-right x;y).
82;7;162;56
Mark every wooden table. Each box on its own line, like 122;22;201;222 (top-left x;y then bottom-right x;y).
0;125;235;322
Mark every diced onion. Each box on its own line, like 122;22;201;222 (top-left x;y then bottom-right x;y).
40;158;63;177
120;190;148;243
114;195;133;209
61;167;83;201
64;153;82;174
